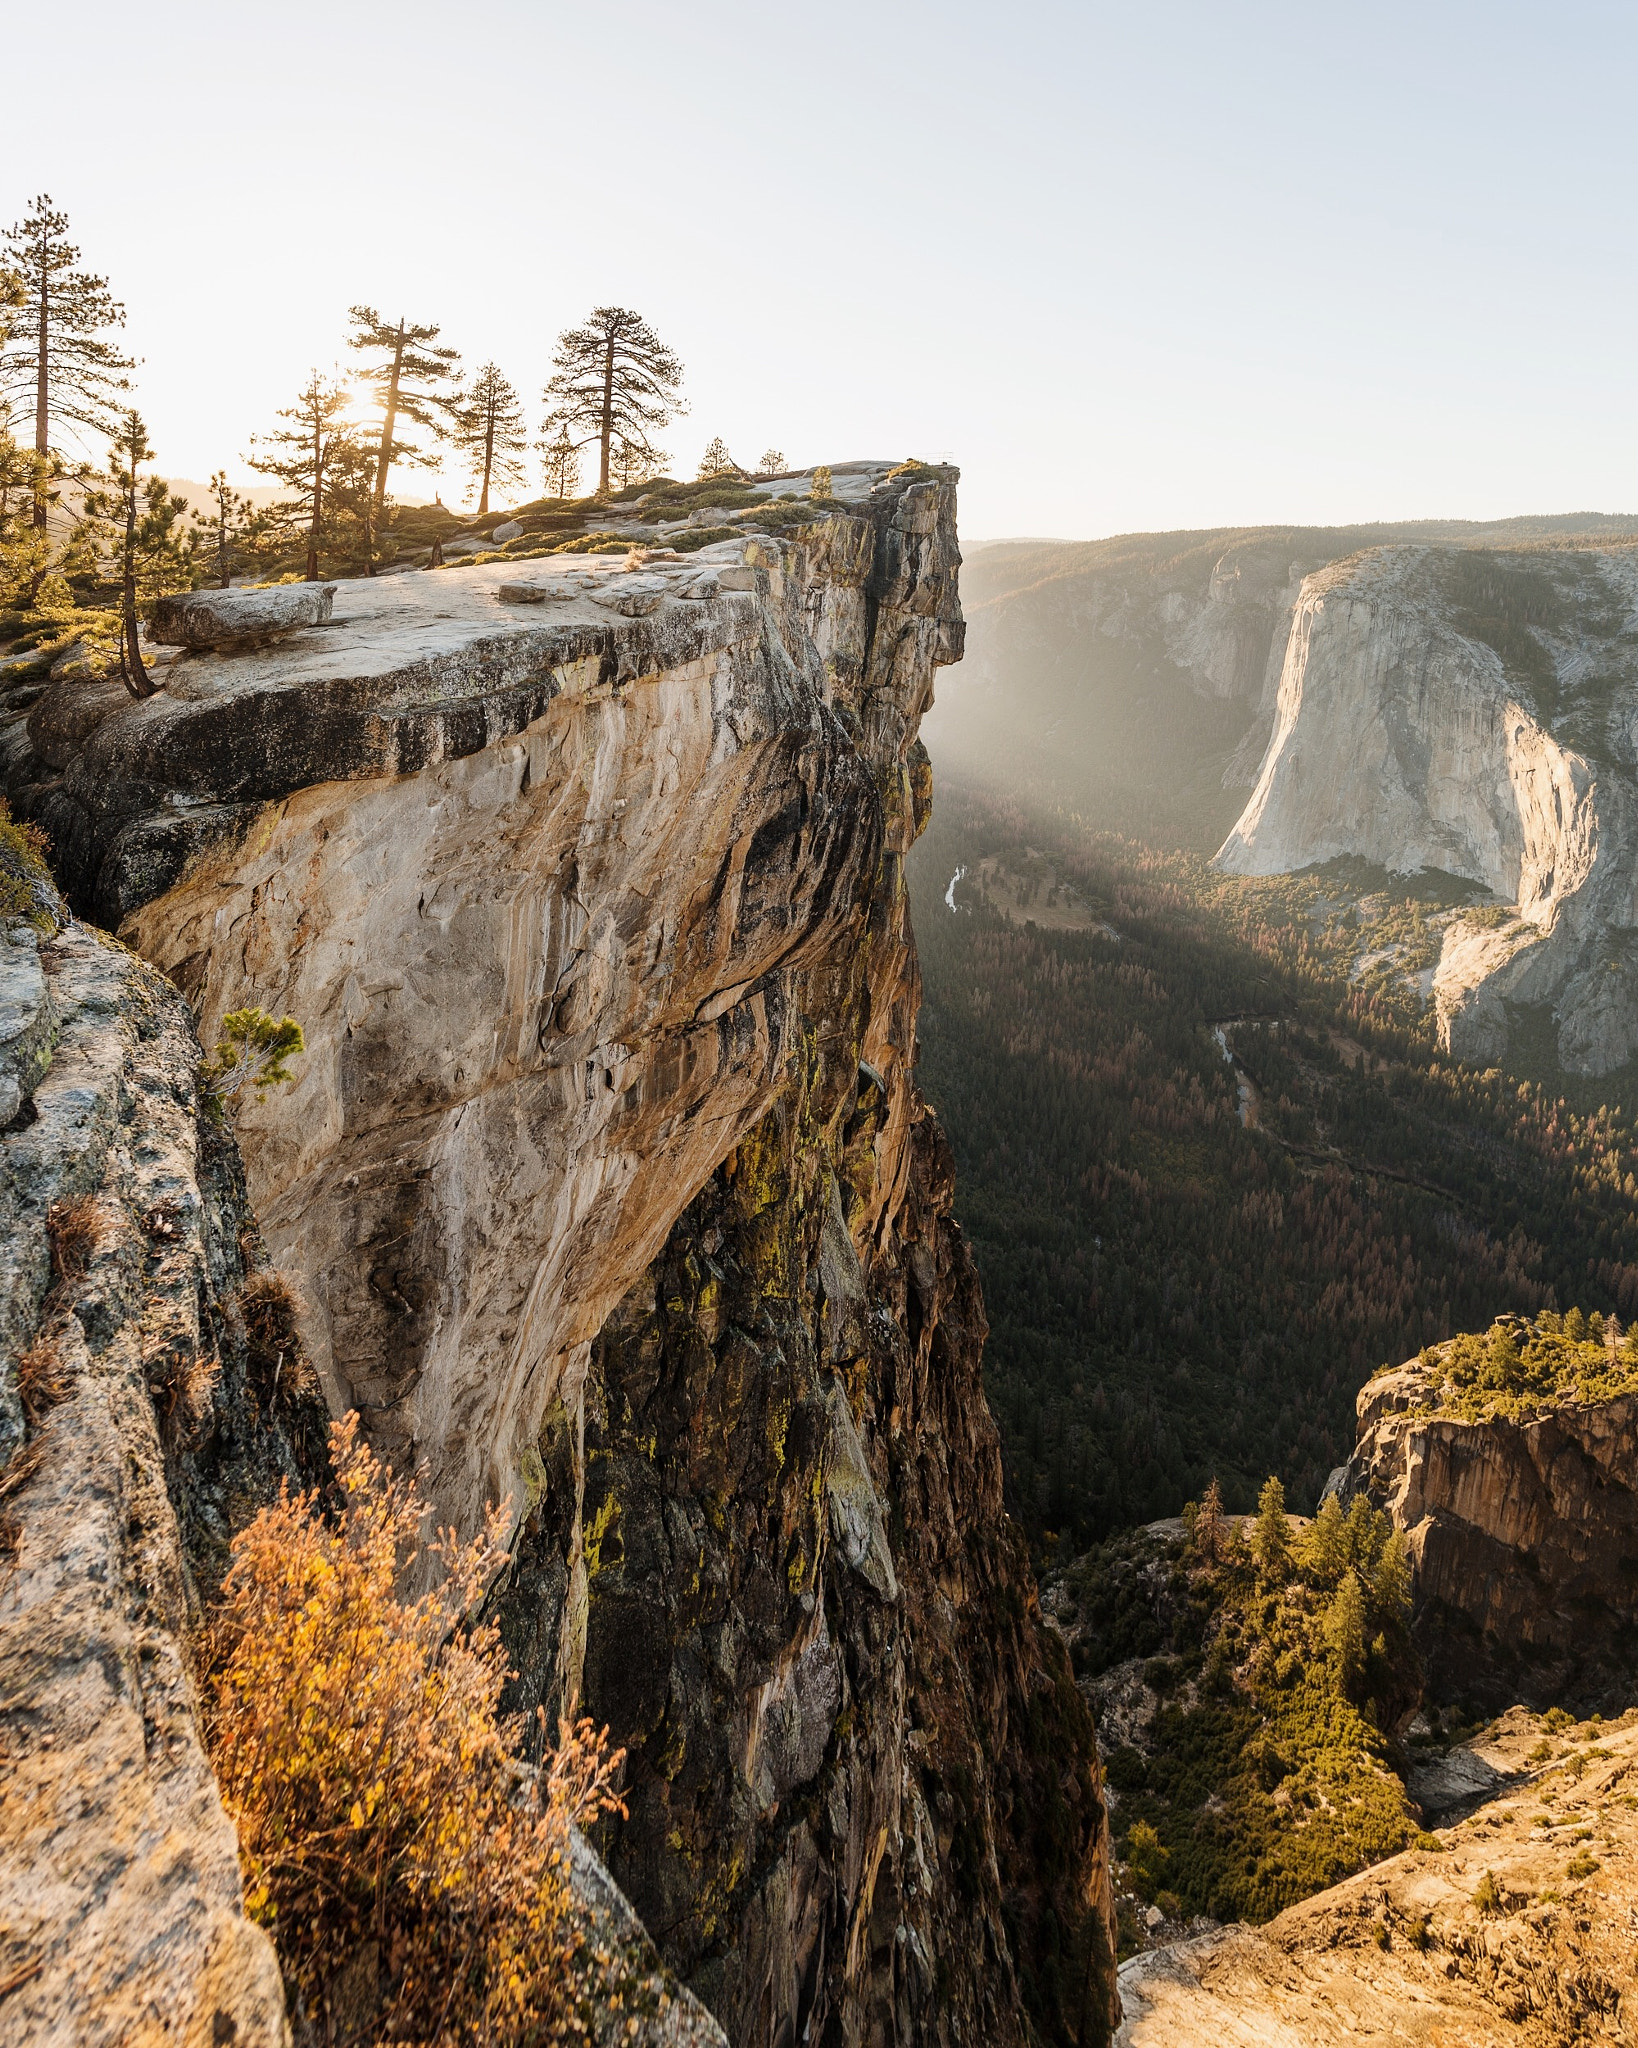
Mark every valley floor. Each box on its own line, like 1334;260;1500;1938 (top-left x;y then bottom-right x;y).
1116;1706;1637;2045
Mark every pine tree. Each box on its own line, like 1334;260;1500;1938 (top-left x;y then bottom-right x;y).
1251;1474;1291;1583
697;437;739;480
1195;1476;1225;1563
810;464;833;500
0;197;133;530
1304;1492;1348;1585
539;427;581;502
248;372;355;582
192;471;254;589
81;411;194;699
1325;1569;1368;1695
346;308;459;547
541;307;684;499
1371;1527;1412;1619
756;448;787;478
610;438;665;491
451;365;527;516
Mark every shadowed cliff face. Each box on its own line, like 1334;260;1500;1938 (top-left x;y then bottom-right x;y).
3;469;1117;2045
1341;1360;1638;1713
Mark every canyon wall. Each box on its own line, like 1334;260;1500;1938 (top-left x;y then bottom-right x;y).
1216;544;1638;1076
0;895;320;2047
1336;1357;1638;1713
4;471;1116;2043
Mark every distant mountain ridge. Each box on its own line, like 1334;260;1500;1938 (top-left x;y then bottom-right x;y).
927;514;1638;853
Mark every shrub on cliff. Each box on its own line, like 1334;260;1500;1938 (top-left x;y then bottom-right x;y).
1422;1307;1638;1421
1060;1484;1420;1933
206;1415;625;2042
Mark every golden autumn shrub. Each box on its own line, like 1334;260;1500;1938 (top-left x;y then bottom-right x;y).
206;1414;624;2043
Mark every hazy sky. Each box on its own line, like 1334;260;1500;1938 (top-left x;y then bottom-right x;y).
4;1;1635;538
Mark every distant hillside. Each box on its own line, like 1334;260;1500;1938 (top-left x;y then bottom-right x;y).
927;514;1638;852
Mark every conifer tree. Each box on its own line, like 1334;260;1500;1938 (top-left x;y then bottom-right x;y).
0;197;133;530
1195;1476;1225;1563
697;437;739;480
1325;1569;1368;1695
539;427;580;502
1251;1475;1291;1583
610;438;665;491
346;308;459;541
1304;1492;1348;1583
1372;1527;1412;1618
192;471;253;589
248;372;356;582
541;307;684;499
82;410;194;699
757;448;786;477
451;364;527;516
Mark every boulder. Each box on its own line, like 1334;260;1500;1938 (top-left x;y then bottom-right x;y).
592;578;668;618
150;583;337;650
496;581;576;606
490;519;524;543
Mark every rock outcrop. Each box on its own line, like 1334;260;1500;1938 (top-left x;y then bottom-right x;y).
1334;1355;1638;1712
0;905;323;2048
1115;1705;1638;2046
1216;543;1638;1076
3;468;1117;2044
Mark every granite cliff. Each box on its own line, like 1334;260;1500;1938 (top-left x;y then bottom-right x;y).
920;514;1638;854
1334;1337;1638;1714
1;467;1116;2044
1217;543;1638;1077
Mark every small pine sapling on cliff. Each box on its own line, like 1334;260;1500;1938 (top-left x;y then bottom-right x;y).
810;464;833;501
202;1008;304;1120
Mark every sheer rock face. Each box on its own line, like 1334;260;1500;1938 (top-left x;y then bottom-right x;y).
1215;544;1638;1076
1338;1360;1638;1711
0;921;321;2048
6;472;1117;2044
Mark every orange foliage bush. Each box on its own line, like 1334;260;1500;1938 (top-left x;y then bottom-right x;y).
206;1414;625;2043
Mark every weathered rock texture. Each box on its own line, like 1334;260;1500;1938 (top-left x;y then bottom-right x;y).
1115;1705;1638;2046
3;471;1117;2044
1335;1357;1638;1712
0;914;324;2048
1216;543;1638;1075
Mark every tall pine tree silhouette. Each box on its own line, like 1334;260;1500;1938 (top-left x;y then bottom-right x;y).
0;196;133;529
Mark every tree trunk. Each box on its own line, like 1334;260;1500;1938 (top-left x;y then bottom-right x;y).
479;407;495;516
308;416;323;582
371;322;405;525
32;270;49;532
598;332;615;497
120;475;153;700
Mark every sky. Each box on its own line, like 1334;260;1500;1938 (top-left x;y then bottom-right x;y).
4;0;1637;540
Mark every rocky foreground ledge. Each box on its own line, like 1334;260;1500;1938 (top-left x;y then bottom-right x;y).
1117;1705;1637;2045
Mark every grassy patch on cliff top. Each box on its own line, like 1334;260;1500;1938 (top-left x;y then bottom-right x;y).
1406;1308;1638;1422
1055;1486;1419;1940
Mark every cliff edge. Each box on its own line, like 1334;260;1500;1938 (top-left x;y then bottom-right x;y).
2;468;1117;2044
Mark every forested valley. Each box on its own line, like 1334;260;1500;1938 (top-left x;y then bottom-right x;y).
907;780;1638;1553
